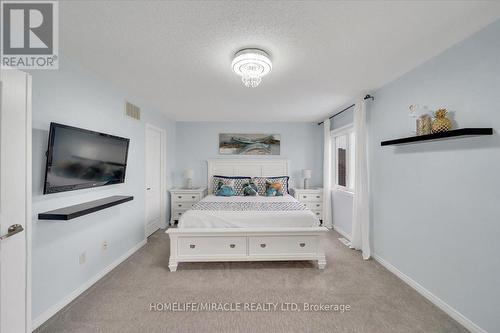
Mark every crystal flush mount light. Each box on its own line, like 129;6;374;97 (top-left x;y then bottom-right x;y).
231;48;272;88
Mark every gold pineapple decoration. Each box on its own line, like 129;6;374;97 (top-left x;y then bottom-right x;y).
431;108;452;133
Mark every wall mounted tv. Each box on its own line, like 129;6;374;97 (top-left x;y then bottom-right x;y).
43;123;130;194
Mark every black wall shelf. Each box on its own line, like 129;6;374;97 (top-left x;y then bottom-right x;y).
38;195;134;221
381;128;493;146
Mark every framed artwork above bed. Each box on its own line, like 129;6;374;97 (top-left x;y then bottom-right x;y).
219;133;280;155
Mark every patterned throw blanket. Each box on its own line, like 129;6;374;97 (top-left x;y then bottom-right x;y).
192;201;307;212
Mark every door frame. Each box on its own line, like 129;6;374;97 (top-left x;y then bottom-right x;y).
144;123;167;236
0;69;32;332
26;73;33;333
331;124;355;193
330;123;356;240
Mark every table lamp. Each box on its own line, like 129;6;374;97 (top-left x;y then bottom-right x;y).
302;169;311;189
185;169;194;189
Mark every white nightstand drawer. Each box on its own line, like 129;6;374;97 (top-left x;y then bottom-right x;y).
311;210;323;219
173;202;195;210
172;209;188;220
249;236;317;255
178;236;246;257
305;202;323;210
299;193;323;202
173;193;201;202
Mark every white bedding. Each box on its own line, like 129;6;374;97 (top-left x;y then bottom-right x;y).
178;194;320;228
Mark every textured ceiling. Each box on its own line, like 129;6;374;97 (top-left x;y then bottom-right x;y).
59;1;500;121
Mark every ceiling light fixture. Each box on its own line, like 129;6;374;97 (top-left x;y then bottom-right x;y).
231;48;272;88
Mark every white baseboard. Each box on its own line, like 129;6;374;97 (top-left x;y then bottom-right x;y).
32;239;147;331
373;254;487;333
333;225;351;241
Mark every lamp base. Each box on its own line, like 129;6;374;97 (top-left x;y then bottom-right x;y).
303;178;309;190
186;178;193;189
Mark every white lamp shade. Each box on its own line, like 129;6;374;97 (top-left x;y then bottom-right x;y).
184;169;194;179
302;169;312;179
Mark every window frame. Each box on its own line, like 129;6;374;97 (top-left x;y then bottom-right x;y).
331;124;355;194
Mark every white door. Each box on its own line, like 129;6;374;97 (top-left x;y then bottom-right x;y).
145;125;164;237
0;69;32;333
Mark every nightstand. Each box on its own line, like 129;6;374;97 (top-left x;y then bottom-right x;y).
169;187;207;225
290;188;324;223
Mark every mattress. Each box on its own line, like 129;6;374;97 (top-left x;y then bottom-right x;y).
178;194;320;228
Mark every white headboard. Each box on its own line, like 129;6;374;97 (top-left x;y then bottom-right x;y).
207;159;289;193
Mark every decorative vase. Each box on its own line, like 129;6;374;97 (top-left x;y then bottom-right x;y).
416;114;432;135
431;108;452;133
408;104;420;134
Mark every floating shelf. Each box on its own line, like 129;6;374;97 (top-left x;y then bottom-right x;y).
381;128;493;146
38;195;134;221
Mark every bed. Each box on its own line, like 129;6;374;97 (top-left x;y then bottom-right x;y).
166;159;328;271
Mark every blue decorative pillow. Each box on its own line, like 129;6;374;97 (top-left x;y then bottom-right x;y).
242;180;258;196
217;186;235;196
215;180;235;196
265;180;283;196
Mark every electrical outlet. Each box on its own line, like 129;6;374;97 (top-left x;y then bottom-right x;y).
79;252;86;265
102;241;108;250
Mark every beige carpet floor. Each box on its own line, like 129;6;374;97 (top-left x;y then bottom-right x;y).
36;229;468;333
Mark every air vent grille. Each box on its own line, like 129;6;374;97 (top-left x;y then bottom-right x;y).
125;101;141;120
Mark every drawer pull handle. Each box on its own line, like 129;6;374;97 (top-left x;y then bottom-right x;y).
316;204;320;207
178;196;182;199
189;244;195;249
316;196;320;198
178;204;182;207
260;243;266;248
303;196;308;198
316;212;319;215
192;196;196;199
229;244;236;248
299;243;306;248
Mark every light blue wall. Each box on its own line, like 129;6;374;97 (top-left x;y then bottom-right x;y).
30;55;175;320
368;19;500;332
174;122;323;189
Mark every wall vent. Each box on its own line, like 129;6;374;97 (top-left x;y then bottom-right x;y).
125;101;141;120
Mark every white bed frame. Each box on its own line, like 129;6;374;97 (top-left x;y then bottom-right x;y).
166;159;328;271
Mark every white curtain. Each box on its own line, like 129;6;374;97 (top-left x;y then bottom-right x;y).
351;97;371;259
322;118;333;229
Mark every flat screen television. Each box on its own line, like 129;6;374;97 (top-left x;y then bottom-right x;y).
43;123;130;194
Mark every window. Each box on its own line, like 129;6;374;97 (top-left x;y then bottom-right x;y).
332;127;355;192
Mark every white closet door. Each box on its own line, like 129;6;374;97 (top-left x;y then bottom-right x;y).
0;69;32;333
145;125;163;237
